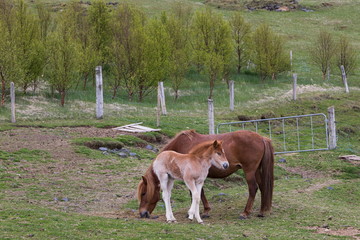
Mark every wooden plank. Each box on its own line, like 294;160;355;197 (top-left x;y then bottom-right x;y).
113;123;160;132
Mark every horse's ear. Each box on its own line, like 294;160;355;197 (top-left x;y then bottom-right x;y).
142;176;147;185
213;140;219;148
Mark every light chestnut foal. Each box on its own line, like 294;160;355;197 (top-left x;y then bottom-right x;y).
152;140;229;224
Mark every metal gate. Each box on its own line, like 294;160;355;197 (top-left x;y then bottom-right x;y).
216;113;332;154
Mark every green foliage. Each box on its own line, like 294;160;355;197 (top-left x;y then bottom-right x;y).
191;8;232;99
45;9;80;106
88;0;111;66
251;23;290;81
336;35;357;76
230;12;251;74
109;3;147;100
310;31;336;80
164;3;192;100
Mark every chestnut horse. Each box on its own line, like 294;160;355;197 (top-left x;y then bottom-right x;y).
138;130;274;219
152;140;229;223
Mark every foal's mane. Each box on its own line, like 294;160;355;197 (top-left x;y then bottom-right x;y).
188;140;220;155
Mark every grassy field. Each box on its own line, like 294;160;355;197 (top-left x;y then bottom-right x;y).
1;0;360;239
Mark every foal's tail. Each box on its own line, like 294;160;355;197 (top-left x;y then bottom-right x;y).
260;138;274;214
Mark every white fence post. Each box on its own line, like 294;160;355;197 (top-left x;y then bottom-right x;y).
95;66;104;119
292;73;297;101
10;82;16;123
158;82;167;115
208;99;215;134
290;50;293;70
229;80;234;111
340;65;349;93
328;106;337;150
156;85;161;127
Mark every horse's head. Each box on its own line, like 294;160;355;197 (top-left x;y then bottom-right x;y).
137;175;160;218
210;140;229;170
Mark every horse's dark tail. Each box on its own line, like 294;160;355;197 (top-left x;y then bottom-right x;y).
260;138;274;215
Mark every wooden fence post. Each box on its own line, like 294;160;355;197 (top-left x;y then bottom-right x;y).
229;80;234;111
292;73;297;101
208;99;215;134
95;66;104;119
10;82;16;123
328;106;337;150
340;65;349;93
158;82;167;115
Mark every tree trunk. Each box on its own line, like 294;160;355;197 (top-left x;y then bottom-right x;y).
83;72;89;90
60;90;65;107
1;72;5;106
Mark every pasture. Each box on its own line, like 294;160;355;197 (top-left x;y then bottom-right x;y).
1;0;360;239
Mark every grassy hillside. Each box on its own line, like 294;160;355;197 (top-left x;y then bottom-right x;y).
1;1;360;239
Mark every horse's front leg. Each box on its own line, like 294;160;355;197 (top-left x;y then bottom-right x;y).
185;180;203;224
200;187;211;218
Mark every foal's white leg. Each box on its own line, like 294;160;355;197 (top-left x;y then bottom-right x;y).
194;182;204;223
159;174;175;222
167;178;176;221
185;180;203;223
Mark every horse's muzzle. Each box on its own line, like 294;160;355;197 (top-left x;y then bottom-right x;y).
140;211;150;218
223;163;229;169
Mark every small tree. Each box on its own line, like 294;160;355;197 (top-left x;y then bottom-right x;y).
192;8;232;99
251;24;289;81
46;13;80;106
88;0;111;66
109;3;146;100
336;35;357;76
311;31;336;80
65;1;97;90
230;12;251;74
164;5;192;100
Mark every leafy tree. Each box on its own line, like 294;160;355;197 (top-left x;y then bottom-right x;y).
65;1;97;89
109;3;146;100
165;4;192;100
336;35;357;76
45;12;80;106
0;0;23;105
230;12;251;74
88;0;111;66
251;24;289;81
191;8;232;99
140;16;171;101
311;31;336;80
13;0;45;93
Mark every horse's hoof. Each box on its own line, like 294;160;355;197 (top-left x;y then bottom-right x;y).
198;221;204;225
201;214;210;219
151;215;159;219
239;215;248;220
257;214;265;218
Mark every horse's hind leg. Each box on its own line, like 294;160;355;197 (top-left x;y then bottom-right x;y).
240;170;258;219
255;168;265;217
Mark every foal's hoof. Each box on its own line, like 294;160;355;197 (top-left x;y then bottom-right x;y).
239;215;248;220
201;214;210;219
257;213;265;218
151;215;159;219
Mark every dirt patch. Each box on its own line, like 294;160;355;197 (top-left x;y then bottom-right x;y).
0;127;165;219
306;226;360;239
